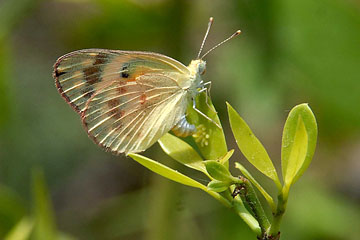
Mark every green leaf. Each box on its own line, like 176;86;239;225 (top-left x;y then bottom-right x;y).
32;169;57;240
158;133;207;175
204;160;236;183
187;92;227;161
218;149;234;165
207;180;231;193
227;103;281;187
282;103;317;191
128;153;231;207
283;117;307;189
129;153;205;189
4;217;33;240
232;198;262;236
234;162;276;213
0;186;26;237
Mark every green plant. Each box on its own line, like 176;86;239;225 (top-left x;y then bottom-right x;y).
1;169;76;240
129;93;317;240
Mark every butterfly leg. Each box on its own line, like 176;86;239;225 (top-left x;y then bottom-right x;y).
172;115;196;137
202;81;217;114
192;98;221;129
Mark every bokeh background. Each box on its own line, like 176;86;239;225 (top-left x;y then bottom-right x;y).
0;0;360;239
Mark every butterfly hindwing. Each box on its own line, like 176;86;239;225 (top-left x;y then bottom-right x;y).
54;49;191;154
82;76;188;154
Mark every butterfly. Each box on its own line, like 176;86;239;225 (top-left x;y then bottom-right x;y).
53;17;241;155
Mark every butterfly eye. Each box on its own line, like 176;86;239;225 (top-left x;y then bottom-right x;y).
198;62;206;75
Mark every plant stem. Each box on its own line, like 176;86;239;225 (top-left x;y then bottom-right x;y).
268;191;287;238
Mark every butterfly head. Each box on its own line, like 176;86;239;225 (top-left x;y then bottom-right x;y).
198;60;207;75
188;59;206;75
197;59;207;75
187;59;206;88
186;59;207;98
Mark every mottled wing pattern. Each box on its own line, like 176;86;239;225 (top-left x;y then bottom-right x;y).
54;49;191;154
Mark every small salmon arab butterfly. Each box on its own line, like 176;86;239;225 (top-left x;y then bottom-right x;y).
53;17;241;155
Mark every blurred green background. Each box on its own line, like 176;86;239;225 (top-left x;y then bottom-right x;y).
0;0;359;239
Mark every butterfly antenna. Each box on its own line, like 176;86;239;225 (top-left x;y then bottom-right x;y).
200;30;241;59
197;17;214;59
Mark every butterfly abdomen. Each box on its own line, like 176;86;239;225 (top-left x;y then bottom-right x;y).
171;116;196;137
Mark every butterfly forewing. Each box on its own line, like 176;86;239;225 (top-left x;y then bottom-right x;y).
54;49;191;154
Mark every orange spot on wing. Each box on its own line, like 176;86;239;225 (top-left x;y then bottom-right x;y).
107;99;123;118
140;93;146;105
108;99;118;107
117;87;127;94
126;77;136;82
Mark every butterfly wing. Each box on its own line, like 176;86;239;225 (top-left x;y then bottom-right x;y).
54;49;191;154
